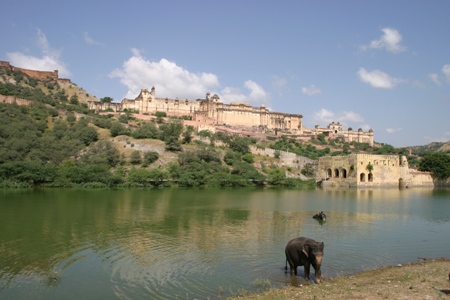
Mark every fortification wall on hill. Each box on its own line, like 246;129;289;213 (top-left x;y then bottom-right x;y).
0;95;33;106
0;60;70;83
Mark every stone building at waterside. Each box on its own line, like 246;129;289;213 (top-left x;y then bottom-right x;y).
317;154;434;188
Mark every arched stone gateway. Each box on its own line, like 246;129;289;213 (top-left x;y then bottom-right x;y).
360;173;366;182
334;169;340;178
317;154;433;187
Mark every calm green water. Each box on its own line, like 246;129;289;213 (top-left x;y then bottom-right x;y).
1;187;449;299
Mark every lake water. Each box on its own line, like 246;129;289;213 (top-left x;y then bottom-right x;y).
1;187;449;299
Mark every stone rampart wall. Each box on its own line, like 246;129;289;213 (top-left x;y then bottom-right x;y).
0;95;33;106
0;60;59;80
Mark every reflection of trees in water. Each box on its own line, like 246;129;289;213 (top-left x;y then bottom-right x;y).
1;187;449;295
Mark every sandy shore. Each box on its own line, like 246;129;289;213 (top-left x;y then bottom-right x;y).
232;258;450;299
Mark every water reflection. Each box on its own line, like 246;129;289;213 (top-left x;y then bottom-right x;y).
0;188;449;299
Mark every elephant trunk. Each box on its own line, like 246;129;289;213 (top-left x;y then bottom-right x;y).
314;255;323;283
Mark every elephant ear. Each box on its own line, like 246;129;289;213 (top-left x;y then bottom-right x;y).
302;244;310;257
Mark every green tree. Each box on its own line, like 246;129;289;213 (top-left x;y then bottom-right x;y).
0;160;57;185
100;97;113;103
418;152;450;180
118;114;129;124
130;150;142;165
80;140;120;167
224;150;240;166
159;120;183;142
182;125;194;144
159;120;183;151
127;168;151;186
132;123;159;139
142;151;159;166
147;168;169;186
66;112;76;124
69;94;79;105
267;168;285;186
76;126;98;146
197;130;212;138
164;136;182;152
229;135;250;154
301;163;315;177
110;121;130;137
242;153;254;164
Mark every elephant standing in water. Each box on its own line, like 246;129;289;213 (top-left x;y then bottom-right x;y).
285;237;324;283
313;211;326;222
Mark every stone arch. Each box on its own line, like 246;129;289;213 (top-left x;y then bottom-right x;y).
334;168;339;178
360;173;366;182
368;173;373;182
326;168;332;178
342;168;347;178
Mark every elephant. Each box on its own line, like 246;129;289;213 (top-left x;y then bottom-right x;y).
313;211;326;222
285;237;324;283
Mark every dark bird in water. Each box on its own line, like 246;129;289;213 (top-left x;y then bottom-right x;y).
313;211;326;222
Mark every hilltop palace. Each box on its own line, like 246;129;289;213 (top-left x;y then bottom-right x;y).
87;86;374;146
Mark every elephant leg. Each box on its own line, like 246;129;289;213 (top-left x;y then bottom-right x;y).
304;262;311;280
290;266;297;276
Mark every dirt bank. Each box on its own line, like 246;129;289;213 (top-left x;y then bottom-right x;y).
233;258;450;299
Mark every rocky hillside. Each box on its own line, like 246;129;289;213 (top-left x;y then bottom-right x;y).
438;141;450;152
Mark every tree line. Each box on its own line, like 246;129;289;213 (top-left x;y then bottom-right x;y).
0;102;314;188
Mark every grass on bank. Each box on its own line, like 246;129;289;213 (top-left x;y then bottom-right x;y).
231;258;450;300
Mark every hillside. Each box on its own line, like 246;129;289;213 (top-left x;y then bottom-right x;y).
438;141;450;152
1;64;448;188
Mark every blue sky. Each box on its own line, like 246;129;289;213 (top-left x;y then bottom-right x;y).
1;0;449;147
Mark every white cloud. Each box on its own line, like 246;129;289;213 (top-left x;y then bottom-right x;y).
443;64;450;82
6;29;70;77
313;108;335;124
429;73;441;86
357;68;403;89
313;108;367;129
386;128;402;134
271;75;288;91
220;80;270;105
83;32;104;46
362;27;406;53
109;49;220;99
245;80;268;102
110;49;270;105
301;84;321;96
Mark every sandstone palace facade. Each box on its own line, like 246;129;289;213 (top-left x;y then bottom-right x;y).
89;87;303;134
87;86;374;145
